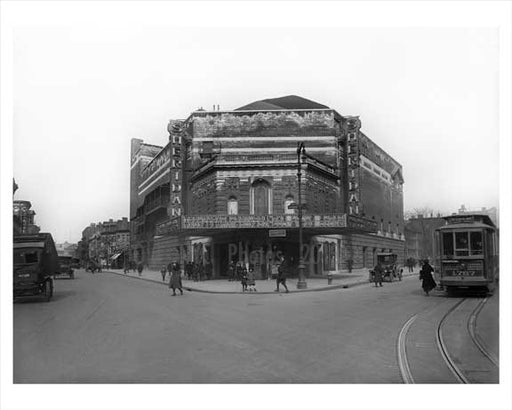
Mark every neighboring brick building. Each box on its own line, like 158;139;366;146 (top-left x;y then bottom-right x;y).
404;215;445;261
13;200;40;235
130;95;405;276
80;218;130;267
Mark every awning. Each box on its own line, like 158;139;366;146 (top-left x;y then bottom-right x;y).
110;252;122;261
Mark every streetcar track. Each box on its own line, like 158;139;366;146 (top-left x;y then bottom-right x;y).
467;297;499;367
436;297;469;383
397;314;417;383
398;297;479;384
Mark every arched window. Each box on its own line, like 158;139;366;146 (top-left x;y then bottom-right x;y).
284;195;295;215
227;196;238;215
250;179;272;215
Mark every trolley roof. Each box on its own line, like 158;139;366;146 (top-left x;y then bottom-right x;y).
436;214;496;231
436;222;495;231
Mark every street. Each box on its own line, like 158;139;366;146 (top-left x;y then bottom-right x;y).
14;270;499;383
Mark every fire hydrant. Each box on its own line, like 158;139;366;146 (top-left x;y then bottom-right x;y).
327;273;333;285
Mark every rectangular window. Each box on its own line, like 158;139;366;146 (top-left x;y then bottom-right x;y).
470;231;483;255
455;232;469;256
442;232;454;257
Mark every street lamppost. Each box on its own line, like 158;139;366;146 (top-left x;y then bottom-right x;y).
296;141;307;289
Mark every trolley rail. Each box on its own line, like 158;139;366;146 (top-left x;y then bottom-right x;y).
398;296;497;384
436;298;469;383
467;297;499;367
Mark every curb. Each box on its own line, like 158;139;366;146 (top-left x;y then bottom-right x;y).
103;269;358;294
103;270;414;295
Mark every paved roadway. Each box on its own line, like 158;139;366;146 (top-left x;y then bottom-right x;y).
13;270;499;383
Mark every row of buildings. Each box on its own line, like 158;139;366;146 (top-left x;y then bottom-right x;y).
78;218;130;268
13;179;41;235
128;95;406;279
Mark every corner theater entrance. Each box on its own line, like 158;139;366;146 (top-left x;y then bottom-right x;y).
211;230;301;280
179;213;378;278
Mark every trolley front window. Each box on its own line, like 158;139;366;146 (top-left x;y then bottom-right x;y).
470;231;483;255
443;232;454;257
441;231;485;257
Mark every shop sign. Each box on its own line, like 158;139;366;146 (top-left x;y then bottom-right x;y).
155;217;181;235
347;215;378;232
269;229;286;238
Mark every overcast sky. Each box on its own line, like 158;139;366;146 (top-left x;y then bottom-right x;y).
11;22;499;244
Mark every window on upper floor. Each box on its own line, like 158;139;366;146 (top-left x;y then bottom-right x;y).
227;197;238;215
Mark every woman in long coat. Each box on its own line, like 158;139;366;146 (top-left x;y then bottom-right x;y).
169;262;183;296
420;259;436;296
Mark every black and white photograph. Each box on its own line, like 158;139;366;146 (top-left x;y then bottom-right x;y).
1;1;511;410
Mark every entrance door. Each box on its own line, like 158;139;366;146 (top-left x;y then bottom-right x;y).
253;180;270;215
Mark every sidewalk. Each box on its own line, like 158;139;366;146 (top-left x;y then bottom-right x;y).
103;266;421;294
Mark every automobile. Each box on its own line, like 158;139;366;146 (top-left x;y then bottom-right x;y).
369;253;403;283
55;255;75;279
14;233;58;302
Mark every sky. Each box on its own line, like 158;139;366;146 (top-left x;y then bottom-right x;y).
8;8;501;245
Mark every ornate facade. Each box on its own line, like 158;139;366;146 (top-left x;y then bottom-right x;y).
130;95;405;276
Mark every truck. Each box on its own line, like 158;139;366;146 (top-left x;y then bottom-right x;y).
55;254;75;279
13;233;58;302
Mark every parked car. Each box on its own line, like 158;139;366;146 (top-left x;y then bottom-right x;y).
369;253;403;283
14;233;58;302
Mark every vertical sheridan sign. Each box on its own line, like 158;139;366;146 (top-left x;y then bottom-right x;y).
168;120;185;218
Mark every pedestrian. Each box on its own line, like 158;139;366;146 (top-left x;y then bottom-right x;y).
420;259;436;296
161;265;168;282
373;261;384;287
123;259;129;274
275;257;289;293
186;261;193;280
240;265;248;292
235;261;244;282
169;261;184;296
205;262;212;280
247;264;256;292
197;263;204;282
137;262;143;276
192;262;199;282
227;260;235;281
131;260;137;273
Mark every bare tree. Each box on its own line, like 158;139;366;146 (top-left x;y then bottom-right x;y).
405;206;441;220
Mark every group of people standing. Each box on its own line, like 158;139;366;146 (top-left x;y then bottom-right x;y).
227;257;290;293
160;261;212;283
227;261;257;292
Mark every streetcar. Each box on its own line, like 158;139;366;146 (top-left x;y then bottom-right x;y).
435;214;498;294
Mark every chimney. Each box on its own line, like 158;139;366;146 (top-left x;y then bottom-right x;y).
217;104;220;111
212;105;215;111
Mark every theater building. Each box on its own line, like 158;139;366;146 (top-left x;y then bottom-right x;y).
129;95;405;278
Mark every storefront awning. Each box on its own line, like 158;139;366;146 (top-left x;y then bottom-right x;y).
110;252;122;260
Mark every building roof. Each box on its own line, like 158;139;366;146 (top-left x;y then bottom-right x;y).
236;95;330;111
